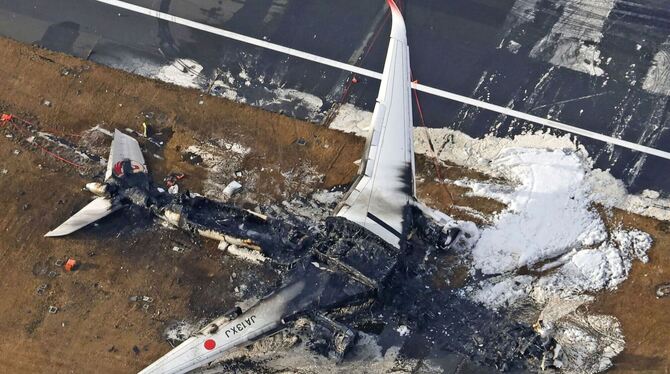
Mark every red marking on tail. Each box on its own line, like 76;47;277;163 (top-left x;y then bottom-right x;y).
112;160;145;177
386;0;401;14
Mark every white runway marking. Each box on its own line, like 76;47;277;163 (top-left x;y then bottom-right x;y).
92;0;670;160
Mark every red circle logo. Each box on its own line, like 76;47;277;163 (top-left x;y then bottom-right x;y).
204;339;216;350
112;160;145;177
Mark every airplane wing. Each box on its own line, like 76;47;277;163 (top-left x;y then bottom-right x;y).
139;281;306;374
44;197;121;237
335;0;414;248
105;129;147;180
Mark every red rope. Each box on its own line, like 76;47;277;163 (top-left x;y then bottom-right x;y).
338;11;392;104
3;113;83;169
10;114;81;138
410;74;455;207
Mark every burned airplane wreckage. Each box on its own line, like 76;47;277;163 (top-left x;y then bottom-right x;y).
45;1;554;373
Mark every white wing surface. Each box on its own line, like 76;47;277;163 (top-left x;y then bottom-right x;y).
138;281;305;374
335;0;414;248
45;197;120;237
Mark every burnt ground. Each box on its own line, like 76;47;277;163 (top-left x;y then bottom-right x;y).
0;36;668;373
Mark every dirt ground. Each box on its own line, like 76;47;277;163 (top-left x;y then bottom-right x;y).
0;36;365;374
0;36;668;373
591;211;670;373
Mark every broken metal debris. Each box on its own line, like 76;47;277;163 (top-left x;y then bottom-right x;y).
656;283;670;298
222;181;242;199
36;284;48;295
130;295;154;313
164;173;185;187
129;296;154;303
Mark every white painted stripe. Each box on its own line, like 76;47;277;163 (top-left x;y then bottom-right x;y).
92;0;670;160
414;83;670;160
92;0;383;79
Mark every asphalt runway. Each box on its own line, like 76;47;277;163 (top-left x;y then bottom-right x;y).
1;0;669;194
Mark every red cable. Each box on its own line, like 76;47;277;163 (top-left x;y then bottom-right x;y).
338;11;392;104
6;117;83;169
411;72;455;207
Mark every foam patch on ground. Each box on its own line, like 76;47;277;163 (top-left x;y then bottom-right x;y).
463;147;607;274
154;59;206;89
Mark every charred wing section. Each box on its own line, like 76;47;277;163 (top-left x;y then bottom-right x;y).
314;217;401;290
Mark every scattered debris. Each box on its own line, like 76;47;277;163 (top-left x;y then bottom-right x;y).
226;244;267;263
656;283;670;298
171;246;185;254
64;258;78;272
217;241;229;251
168;185;179;195
164;173;185;187
42;99;52;107
36;284;48;295
48;306;58;314
0;113;14;123
396;325;410;336
296;137;307;146
222;181;242;199
129;295;154;303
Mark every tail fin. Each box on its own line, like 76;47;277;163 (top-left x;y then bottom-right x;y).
45;197;120;237
335;0;414;248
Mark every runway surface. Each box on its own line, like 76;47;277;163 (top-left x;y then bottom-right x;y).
1;0;669;194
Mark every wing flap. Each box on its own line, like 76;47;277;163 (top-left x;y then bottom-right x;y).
45;197;120;237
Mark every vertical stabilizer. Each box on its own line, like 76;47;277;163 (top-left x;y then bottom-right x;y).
335;0;415;248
